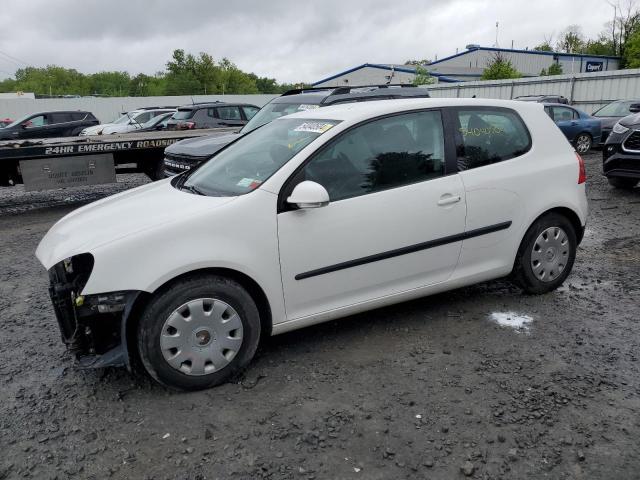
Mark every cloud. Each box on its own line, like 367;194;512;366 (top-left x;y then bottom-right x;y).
0;0;617;83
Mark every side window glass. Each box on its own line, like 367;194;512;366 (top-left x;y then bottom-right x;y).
217;106;242;121
456;109;530;170
552;107;574;122
134;112;152;124
242;106;259;119
25;115;47;127
207;108;216;118
300;110;445;202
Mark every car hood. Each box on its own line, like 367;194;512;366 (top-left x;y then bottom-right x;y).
35;179;235;269
82;124;113;135
165;132;242;157
597;116;625;128
102;124;135;134
618;112;640;128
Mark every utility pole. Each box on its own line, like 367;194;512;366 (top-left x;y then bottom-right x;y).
494;21;500;48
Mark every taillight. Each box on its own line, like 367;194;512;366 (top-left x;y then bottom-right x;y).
184;122;195;130
576;152;586;184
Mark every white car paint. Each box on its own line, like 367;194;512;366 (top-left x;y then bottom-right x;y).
80;109;175;135
37;98;588;338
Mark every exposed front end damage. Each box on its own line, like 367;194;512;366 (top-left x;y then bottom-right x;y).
48;253;138;369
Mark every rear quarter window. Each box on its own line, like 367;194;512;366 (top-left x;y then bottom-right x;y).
454;108;531;171
173;110;195;120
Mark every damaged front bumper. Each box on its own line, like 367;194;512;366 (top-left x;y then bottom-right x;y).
48;254;139;369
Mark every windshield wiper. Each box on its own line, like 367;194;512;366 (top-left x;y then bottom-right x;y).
181;183;205;195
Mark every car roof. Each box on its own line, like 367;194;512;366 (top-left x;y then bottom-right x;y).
273;85;431;105
177;102;258;110
29;110;92;115
275;97;542;123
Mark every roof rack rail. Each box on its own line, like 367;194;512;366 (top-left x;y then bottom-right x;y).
281;84;420;97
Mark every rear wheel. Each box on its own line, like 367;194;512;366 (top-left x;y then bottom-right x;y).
137;274;261;390
512;213;577;294
608;177;638;189
575;133;592;154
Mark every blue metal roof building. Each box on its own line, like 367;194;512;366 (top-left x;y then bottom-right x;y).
312;46;621;87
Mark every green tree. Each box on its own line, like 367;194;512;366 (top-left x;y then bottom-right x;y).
557;25;585;53
534;42;554;52
89;71;131;96
624;28;640;67
481;53;522;80
412;66;436;85
548;63;563;75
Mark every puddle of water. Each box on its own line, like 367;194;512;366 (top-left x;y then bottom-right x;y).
489;312;533;334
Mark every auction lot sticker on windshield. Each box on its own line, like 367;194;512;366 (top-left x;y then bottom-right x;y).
294;122;335;134
297;104;320;111
20;154;116;192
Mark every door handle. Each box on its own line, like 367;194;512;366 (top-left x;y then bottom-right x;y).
437;194;462;206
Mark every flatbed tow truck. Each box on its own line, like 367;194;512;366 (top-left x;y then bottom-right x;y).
0;128;236;191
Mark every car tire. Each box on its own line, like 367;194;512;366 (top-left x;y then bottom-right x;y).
137;274;261;391
607;177;638;189
575;133;592;154
512;213;577;295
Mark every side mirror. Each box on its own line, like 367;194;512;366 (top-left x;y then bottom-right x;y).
287;181;329;209
630;103;640;113
21;123;29;129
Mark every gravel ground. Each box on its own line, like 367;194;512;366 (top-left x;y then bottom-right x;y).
0;153;639;480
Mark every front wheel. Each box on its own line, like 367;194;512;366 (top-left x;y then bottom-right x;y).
512;213;577;294
608;177;638;189
575;133;592;154
137;274;261;390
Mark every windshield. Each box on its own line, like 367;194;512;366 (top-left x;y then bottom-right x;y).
182;117;340;196
173;110;194;120
111;113;137;125
592;101;635;117
6;113;38;128
141;113;169;128
240;101;320;133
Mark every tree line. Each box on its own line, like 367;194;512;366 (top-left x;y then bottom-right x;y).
0;49;305;97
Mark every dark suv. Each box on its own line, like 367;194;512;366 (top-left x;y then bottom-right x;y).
602;111;640;189
163;85;431;176
166;102;260;131
0;111;99;140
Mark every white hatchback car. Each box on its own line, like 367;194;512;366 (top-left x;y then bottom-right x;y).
37;98;588;390
80;108;175;135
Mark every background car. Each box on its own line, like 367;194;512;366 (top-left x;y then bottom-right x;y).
165;102;260;131
543;103;601;153
0;111;99;140
80;107;175;135
591;99;640;145
134;111;175;133
163;85;432;176
601;112;640;189
515;94;569;104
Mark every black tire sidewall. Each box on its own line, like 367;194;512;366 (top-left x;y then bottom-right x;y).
515;213;577;294
137;275;261;391
608;177;638;189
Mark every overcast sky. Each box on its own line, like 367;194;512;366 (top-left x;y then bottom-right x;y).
0;0;618;83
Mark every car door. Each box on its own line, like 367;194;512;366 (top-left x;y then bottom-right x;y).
215;106;245;127
20;114;50;139
551;106;580;142
450;107;530;275
277;110;467;320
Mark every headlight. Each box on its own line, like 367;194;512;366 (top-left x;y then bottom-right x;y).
613;122;630;134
